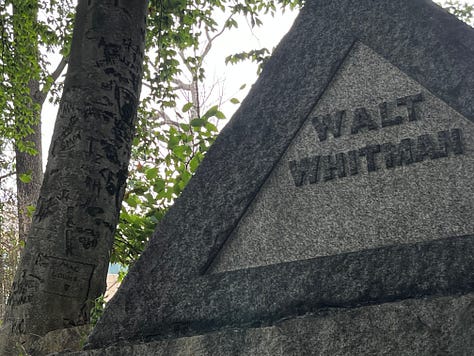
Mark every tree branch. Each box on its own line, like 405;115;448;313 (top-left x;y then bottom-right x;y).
150;110;181;128
49;56;68;83
172;78;193;91
178;49;194;74
200;15;233;60
38;56;68;105
0;171;16;181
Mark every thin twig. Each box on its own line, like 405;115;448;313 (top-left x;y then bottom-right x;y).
0;171;16;181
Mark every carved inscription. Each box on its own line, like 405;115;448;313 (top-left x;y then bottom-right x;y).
311;93;423;140
7;255;95;308
33;254;95;299
7;270;40;307
290;93;466;186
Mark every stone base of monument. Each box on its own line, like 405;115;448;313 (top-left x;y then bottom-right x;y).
31;325;91;355
56;293;472;356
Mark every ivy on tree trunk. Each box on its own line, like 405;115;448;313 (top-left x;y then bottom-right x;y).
0;0;148;354
12;0;44;245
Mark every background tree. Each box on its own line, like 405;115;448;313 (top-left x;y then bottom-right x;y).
0;183;19;320
1;0;74;243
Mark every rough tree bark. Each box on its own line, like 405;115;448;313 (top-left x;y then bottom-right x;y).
15;124;43;244
0;0;148;354
15;89;43;244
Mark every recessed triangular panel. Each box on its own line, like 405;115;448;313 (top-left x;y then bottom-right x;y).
209;42;474;273
87;0;474;349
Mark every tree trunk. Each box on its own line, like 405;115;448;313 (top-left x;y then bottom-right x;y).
15;80;44;244
0;0;148;354
15;122;43;245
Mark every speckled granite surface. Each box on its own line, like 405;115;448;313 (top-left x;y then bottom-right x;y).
82;0;474;352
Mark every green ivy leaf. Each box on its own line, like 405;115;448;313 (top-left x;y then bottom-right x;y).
19;173;32;183
26;205;36;217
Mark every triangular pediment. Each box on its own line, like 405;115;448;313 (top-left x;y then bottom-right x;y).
209;42;474;273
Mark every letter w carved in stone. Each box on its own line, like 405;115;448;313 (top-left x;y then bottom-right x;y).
311;110;345;142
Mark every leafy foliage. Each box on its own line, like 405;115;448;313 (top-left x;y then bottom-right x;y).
90;295;106;326
441;0;474;25
112;0;303;266
225;48;271;74
0;0;74;150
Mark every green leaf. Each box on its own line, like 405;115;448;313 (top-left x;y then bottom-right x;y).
202;105;218;119
190;118;206;127
145;167;159;180
182;102;193;112
205;122;218;132
230;98;240;104
26;205;36;217
118;269;128;282
180;123;190;131
215;110;226;119
153;179;165;193
172;145;190;160
125;194;140;208
145;193;155;204
19;173;32;183
189;155;201;173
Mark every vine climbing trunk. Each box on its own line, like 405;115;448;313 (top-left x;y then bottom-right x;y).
0;0;148;354
12;0;44;244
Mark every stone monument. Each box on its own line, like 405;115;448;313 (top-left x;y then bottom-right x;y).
70;0;474;354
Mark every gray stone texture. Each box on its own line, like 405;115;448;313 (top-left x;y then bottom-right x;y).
83;236;473;348
61;293;474;355
85;0;474;350
210;42;474;272
31;325;92;356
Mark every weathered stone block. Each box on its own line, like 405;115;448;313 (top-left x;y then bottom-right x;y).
58;294;474;355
